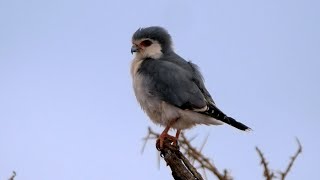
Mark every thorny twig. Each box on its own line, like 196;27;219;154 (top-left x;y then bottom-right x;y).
256;138;302;180
280;138;302;180
143;127;302;180
256;147;275;180
157;140;202;180
180;133;231;180
143;127;231;180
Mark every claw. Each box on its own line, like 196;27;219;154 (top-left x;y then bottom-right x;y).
156;133;178;150
155;120;181;150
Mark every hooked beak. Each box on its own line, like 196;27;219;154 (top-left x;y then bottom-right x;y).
131;45;139;54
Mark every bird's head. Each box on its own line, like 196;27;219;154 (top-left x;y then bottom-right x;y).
131;26;173;59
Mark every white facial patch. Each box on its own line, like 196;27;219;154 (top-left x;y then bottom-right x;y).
134;39;163;59
143;41;163;59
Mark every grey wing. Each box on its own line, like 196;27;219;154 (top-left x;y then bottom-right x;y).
187;61;215;105
141;60;207;110
160;52;215;105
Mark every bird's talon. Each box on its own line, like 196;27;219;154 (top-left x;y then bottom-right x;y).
156;134;178;150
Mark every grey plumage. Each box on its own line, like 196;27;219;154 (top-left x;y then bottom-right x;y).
138;55;207;110
132;27;172;53
131;26;251;131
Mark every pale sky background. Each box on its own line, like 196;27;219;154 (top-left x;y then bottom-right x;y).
0;0;319;179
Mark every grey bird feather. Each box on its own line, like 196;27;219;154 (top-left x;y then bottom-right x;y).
130;26;251;131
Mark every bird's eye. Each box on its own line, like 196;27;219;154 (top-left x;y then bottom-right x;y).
140;40;152;47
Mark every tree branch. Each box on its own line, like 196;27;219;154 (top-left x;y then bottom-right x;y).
256;138;302;180
256;147;275;180
144;127;230;180
160;139;204;180
144;127;302;180
280;138;302;180
179;133;230;180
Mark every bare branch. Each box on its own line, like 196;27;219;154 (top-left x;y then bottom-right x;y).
256;138;302;180
279;138;302;180
146;128;204;179
141;127;153;154
145;127;230;180
160;141;202;180
144;127;301;180
256;147;275;180
180;133;231;180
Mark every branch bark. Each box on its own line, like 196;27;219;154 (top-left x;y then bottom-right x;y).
144;127;301;180
280;138;302;180
160;139;204;180
256;138;302;180
145;127;230;180
256;147;275;180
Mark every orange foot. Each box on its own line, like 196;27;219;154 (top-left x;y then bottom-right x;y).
156;133;178;150
156;120;181;150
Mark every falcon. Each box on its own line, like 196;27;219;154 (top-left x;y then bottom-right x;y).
130;26;251;148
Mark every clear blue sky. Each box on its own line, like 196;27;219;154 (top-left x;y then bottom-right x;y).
0;0;319;179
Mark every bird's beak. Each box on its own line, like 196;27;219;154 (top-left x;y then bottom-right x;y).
131;45;138;54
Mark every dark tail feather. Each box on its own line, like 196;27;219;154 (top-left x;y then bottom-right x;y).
223;116;251;131
202;105;251;131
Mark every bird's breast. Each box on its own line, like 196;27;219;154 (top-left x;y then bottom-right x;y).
131;58;164;124
130;57;143;78
131;59;152;102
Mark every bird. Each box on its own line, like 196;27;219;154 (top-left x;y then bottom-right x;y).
130;26;251;148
